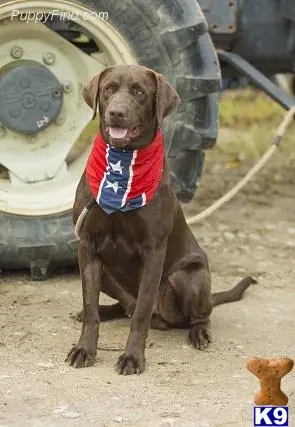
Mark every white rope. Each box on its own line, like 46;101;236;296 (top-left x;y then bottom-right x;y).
186;105;295;226
75;206;90;240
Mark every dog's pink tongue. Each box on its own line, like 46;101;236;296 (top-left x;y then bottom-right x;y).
109;127;128;139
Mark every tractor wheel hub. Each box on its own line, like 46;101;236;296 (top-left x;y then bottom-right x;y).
0;61;63;134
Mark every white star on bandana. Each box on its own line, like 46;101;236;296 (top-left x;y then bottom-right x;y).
105;180;120;193
109;160;123;175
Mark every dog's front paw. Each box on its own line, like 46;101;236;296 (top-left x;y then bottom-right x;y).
189;325;212;350
65;345;96;368
116;352;145;375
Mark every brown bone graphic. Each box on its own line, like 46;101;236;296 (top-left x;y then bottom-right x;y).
247;357;294;406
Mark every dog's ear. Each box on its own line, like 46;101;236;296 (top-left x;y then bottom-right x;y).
153;71;180;127
82;67;113;120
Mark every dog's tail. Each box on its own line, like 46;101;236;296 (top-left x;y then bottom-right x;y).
211;276;257;307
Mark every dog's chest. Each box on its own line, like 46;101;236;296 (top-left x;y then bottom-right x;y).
91;209;153;272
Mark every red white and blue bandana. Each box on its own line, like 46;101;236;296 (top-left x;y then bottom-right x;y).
86;131;164;214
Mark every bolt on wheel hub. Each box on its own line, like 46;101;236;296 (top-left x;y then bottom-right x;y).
0;61;63;134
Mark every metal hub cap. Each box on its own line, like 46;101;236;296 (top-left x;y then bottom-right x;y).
0;61;63;134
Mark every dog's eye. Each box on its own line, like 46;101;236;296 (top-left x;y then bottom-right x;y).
133;88;144;96
104;85;116;95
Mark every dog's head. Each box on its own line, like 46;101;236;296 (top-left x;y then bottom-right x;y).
82;64;180;149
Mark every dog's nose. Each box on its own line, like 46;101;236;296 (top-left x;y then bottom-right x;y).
108;108;126;120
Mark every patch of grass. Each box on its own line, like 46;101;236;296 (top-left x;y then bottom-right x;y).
219;88;283;128
199;87;295;201
215;87;295;161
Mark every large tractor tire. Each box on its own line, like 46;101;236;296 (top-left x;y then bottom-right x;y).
0;0;220;279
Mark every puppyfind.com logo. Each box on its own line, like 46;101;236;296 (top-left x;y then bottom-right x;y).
254;406;288;426
11;9;109;23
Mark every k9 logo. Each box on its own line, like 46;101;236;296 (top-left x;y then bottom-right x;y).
254;406;288;426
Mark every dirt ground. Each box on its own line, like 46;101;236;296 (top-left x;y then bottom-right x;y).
1;126;295;426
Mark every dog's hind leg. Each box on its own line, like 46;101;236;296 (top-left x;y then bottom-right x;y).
168;253;213;350
71;271;137;322
101;271;136;318
72;303;126;323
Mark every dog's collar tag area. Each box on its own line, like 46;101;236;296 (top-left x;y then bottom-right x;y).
86;131;164;214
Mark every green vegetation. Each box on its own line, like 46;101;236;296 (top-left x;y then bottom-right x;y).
220;88;282;127
215;88;295;161
197;87;295;202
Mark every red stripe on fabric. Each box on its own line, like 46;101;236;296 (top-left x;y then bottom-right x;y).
127;130;164;201
86;134;108;200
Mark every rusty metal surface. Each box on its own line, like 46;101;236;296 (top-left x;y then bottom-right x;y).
199;0;238;34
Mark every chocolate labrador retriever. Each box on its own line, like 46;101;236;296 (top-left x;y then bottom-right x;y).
66;64;255;375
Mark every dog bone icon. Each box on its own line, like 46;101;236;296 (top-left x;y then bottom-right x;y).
247;357;294;406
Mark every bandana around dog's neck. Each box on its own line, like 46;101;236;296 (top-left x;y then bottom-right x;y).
86;130;164;214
